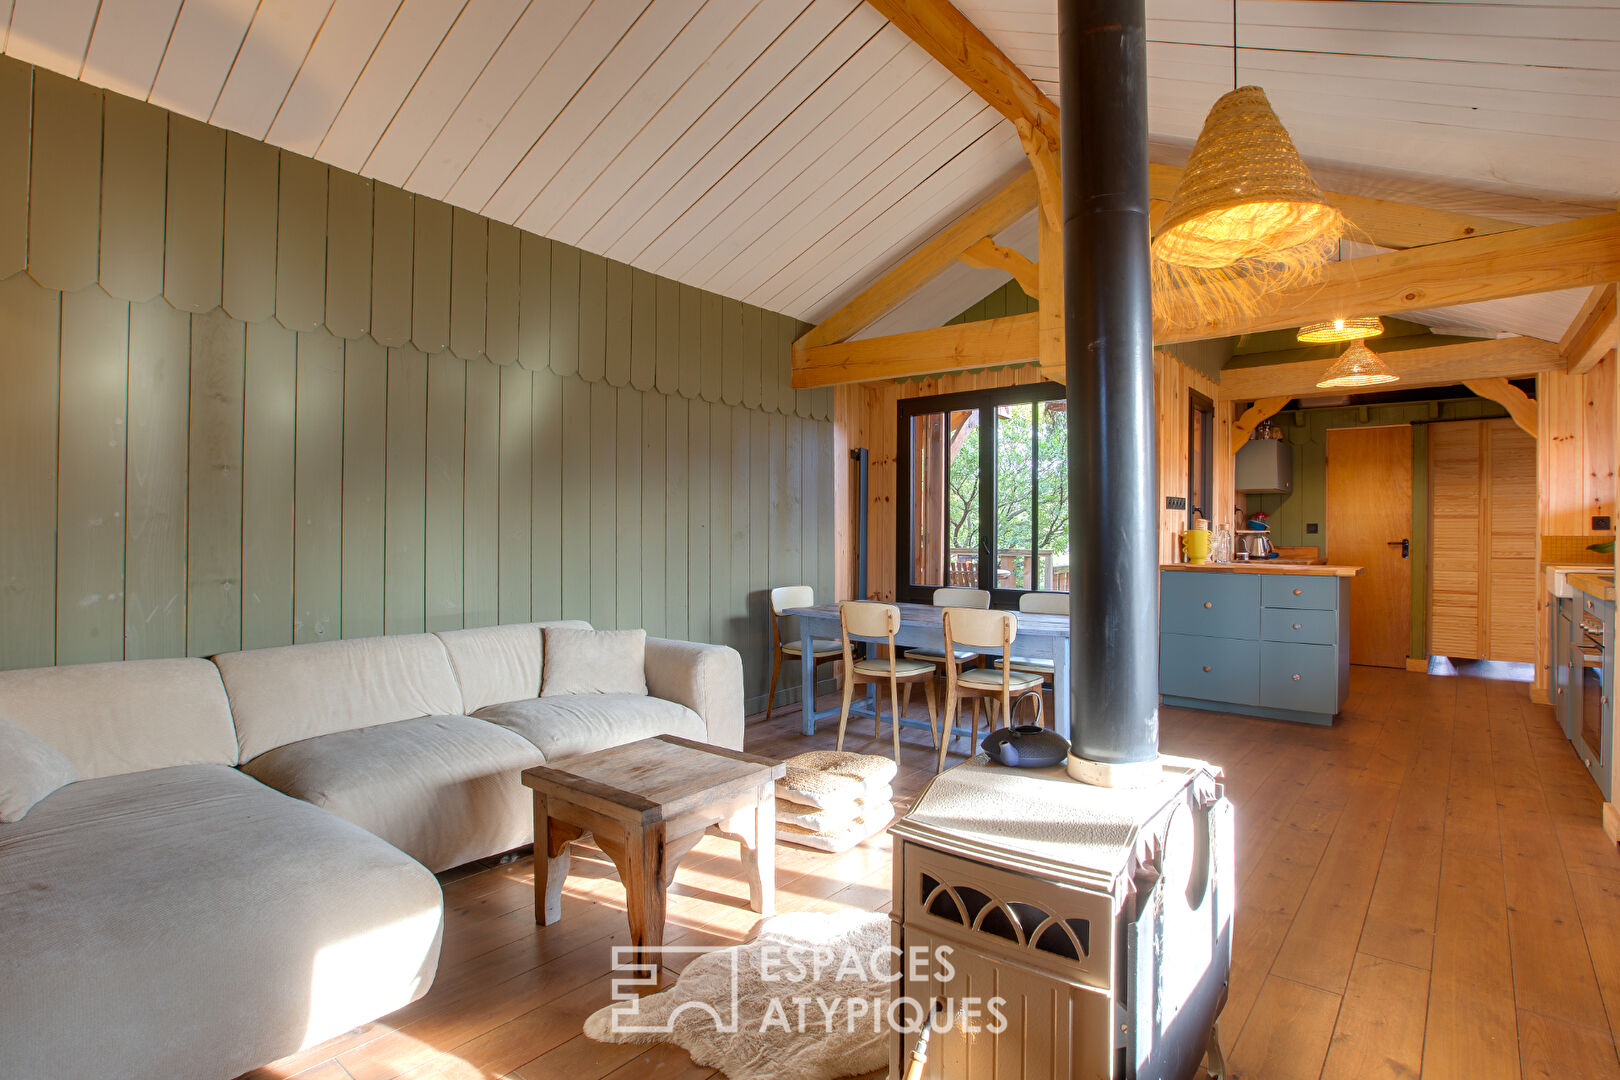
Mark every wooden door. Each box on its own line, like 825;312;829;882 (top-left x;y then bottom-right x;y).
1326;426;1413;668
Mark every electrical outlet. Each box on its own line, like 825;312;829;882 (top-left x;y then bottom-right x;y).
1595;515;1613;531
1306;523;1319;534
1166;496;1187;510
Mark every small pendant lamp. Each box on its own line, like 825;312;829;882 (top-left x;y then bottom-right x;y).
1152;87;1349;328
1315;339;1400;389
1298;316;1384;344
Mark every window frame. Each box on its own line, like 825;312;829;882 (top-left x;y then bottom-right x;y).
895;381;1069;607
1188;389;1215;526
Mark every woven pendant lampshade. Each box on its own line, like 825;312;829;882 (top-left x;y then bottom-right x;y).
1152;86;1349;329
1298;316;1384;343
1315;340;1400;389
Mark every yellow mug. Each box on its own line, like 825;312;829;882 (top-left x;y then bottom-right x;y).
1181;527;1212;565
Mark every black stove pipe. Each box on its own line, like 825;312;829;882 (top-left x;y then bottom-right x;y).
1060;0;1160;770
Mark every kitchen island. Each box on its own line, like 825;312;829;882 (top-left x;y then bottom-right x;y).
1160;563;1364;726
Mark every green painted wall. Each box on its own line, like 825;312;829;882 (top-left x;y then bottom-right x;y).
1246;397;1509;657
946;280;1039;324
0;59;831;711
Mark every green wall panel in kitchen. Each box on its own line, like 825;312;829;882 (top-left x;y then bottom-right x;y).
0;55;832;711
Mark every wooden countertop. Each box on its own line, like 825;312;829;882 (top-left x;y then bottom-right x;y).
1162;563;1364;578
1569;572;1616;601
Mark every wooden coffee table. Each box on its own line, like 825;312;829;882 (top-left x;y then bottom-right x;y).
521;735;786;965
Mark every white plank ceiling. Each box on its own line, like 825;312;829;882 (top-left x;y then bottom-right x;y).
2;0;1615;341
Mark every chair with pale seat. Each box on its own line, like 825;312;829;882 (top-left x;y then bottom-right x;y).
835;601;939;766
905;587;992;673
764;586;841;724
938;607;1045;773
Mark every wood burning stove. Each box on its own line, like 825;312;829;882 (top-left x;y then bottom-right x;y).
889;757;1232;1079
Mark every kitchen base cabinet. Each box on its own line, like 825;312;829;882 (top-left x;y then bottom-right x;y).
1160;567;1356;726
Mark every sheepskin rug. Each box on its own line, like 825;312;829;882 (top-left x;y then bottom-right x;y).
583;911;891;1080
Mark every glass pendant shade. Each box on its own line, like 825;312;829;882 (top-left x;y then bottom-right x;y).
1298;316;1384;343
1315;340;1400;389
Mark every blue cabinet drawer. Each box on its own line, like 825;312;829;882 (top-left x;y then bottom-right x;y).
1162;633;1259;706
1261;575;1338;610
1161;573;1260;638
1261;607;1338;646
1260;642;1339;713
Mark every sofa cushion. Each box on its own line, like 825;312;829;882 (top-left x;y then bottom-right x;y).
0;657;238;779
435;620;592;713
542;627;648;698
241;714;544;872
474;694;705;761
0;717;79;822
0;765;442;1079
214;633;464;762
645;637;746;750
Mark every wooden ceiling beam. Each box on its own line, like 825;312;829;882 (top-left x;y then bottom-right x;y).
797;171;1039;351
1560;282;1618;375
794;313;1039;388
865;0;1059;147
1217;338;1562;402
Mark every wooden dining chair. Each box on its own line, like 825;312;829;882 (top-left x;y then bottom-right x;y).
938;607;1044;773
905;586;992;673
998;591;1068;720
764;586;841;724
836;601;939;765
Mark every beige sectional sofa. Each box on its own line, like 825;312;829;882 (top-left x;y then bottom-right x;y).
0;621;743;1080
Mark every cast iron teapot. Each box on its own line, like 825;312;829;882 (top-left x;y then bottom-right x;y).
981;724;1070;769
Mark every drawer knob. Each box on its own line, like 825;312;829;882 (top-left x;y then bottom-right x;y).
1293;588;1303;596
1202;666;1212;673
1292;674;1302;681
1203;601;1213;609
1292;622;1302;631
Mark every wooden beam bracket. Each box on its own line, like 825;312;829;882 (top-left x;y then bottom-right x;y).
1560;282;1618;374
957;235;1039;298
1462;377;1539;439
1230;397;1292;454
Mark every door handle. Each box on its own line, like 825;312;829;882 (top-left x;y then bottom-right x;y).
1387;538;1410;559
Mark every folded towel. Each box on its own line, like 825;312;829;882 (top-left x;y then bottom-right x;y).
776;751;898;810
777;807;895;853
776;784;893;834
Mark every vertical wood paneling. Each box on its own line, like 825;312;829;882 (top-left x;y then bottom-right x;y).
702;293;724;404
641;392;667;638
578;251;607;384
0;58;30;278
666;396;691;641
56;288;129;665
0;275;59;670
605;259;633;387
163;115;226;313
678;284;702;399
589;380;617;627
385;346;428;635
125;298;191;661
275;153;327;331
371;183;415;347
685;399;709;645
761;312;783;415
720;297;743;406
486;221;520;366
425;351;465;631
326;170;374;339
708;404;733;650
498;363;532;623
616;386;642;630
518;233;552;372
413;199;451;355
450;208;487;360
732;407;756;685
99;95;167;302
630;267;657;391
817;420;835;601
549;244;580;378
531;369;563;620
187;309;245;657
341;337;387;639
655;275;679;394
560;376;591;620
222;133;279;323
241;320;296;650
462;357;500;627
294;331;343;644
778;412;804;598
741;304;762;410
748;410;771;692
28;70;100;293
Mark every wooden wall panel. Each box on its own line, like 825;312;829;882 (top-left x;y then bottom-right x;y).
549;243;580;378
1429;421;1486;658
605;260;633;388
275;153;327;331
630;267;657;391
125;299;191;661
326;171;374;339
0;59;29;278
656;276;679;395
707;403;732;650
450;208;487;361
498;363;532;625
530;369;564;622
702;292;724;404
616;387;643;630
28;70;99;292
412;199;451;355
100;95;167;302
559;376;591;621
1486;421;1537;662
241;321;297;651
641;392;667;638
223;133;279;323
385;346;428;635
371;183;414;347
425;351;465;632
722;298;743;407
164;115;226;313
588;381;617;628
578;251;607;384
742;305;762;411
518;233;551;373
486;222;520;366
667;396;693;643
341;337;387;639
462;357;500;628
0;275;59;670
187;309;246;657
293;331;343;644
56;288;129;664
679;284;702;399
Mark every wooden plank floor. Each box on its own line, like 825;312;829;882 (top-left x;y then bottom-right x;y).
245;663;1620;1080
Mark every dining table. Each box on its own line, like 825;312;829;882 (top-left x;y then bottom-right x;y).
782;601;1074;744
